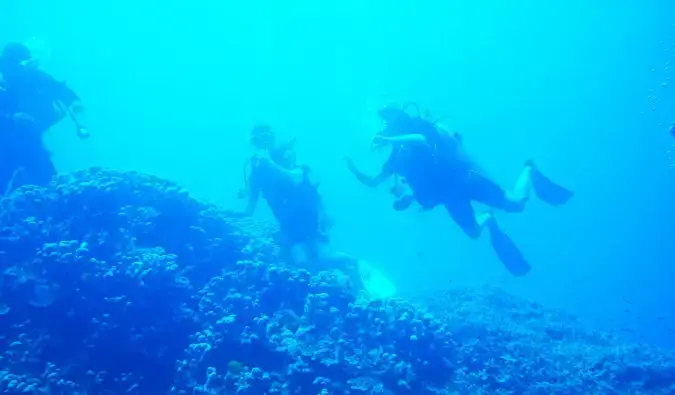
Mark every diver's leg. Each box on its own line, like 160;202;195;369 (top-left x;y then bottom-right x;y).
507;164;533;205
444;196;530;275
17;136;55;187
4;168;26;195
315;241;362;292
0;127;21;194
470;161;573;214
444;198;491;239
28;151;56;186
468;171;526;213
289;243;310;267
0;148;16;195
315;238;356;272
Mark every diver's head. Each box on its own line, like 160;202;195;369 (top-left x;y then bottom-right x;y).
377;103;412;131
1;43;32;66
250;124;275;150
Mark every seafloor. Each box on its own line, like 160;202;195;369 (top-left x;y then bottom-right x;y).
0;168;673;395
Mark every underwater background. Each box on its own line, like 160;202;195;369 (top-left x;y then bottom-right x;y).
2;0;675;393
3;0;675;345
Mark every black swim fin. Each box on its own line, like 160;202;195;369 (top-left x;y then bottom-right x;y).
530;165;574;206
488;222;531;277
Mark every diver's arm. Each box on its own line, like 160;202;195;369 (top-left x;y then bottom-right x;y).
345;158;391;188
244;169;262;216
261;157;304;185
272;162;303;183
377;134;428;147
245;187;260;216
35;70;81;107
40;70;88;138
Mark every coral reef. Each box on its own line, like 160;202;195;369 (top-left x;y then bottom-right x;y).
0;168;673;395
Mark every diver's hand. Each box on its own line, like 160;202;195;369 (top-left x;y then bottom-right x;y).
253;150;271;165
76;127;90;139
390;183;406;198
52;100;68;119
372;135;388;147
343;156;356;171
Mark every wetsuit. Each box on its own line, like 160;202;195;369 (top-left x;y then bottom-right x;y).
382;119;525;235
374;114;572;276
251;159;328;247
0;63;77;192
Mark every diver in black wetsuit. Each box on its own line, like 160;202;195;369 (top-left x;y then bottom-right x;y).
345;103;574;276
0;42;88;194
237;125;358;276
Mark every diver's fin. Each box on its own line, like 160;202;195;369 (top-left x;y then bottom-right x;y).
528;162;574;206
488;223;531;277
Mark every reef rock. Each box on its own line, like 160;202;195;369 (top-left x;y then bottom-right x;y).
0;168;672;395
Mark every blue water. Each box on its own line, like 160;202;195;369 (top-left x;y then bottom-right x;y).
2;0;675;350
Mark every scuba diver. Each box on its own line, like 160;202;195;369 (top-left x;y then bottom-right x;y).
345;103;574;276
0;42;88;194
237;125;358;276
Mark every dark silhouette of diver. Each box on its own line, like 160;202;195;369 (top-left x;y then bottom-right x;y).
0;42;88;194
237;125;358;277
345;103;574;276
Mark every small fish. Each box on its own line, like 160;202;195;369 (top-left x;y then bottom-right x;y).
670;124;675;137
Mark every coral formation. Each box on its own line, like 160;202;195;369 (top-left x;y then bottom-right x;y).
0;168;673;394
